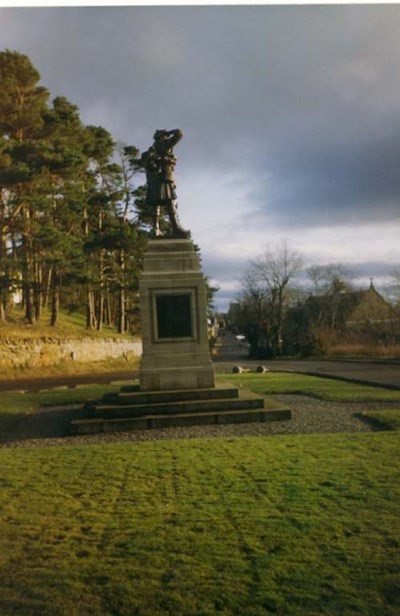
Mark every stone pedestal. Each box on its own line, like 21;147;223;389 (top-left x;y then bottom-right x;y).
70;237;292;435
138;238;215;391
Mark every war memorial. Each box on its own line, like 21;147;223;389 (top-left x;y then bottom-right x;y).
71;130;290;434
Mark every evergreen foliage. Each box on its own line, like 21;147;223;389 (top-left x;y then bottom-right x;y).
0;49;148;332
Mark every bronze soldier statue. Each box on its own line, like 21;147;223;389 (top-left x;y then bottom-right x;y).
140;129;190;238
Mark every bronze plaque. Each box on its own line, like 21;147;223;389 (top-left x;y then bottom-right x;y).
156;293;192;338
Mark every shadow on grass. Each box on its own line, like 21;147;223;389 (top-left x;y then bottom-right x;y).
353;412;389;432
0;406;392;446
0;404;92;443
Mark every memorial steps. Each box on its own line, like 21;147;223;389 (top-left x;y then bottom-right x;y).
70;237;291;435
70;382;291;434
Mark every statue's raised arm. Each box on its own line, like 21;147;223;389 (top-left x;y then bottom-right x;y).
140;128;189;239
153;128;183;153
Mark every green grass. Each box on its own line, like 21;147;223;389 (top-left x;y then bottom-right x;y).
0;306;132;340
0;355;138;381
0;373;399;614
224;372;400;402
0;384;123;435
2;371;400;438
0;433;399;615
361;409;400;431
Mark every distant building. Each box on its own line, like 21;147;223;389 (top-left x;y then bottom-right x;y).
345;279;397;331
284;279;399;356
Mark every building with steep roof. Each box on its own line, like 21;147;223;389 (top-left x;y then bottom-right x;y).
345;279;397;332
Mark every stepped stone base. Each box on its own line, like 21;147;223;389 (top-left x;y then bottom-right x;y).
70;382;291;435
69;238;293;436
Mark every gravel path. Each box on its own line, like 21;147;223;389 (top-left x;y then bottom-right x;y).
0;394;395;449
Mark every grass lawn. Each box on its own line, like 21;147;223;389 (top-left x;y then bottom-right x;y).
0;307;132;340
0;374;399;615
224;372;400;402
0;384;124;436
0;356;138;381
0;434;399;616
360;410;400;431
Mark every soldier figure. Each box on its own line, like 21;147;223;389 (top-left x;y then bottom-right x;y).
140;129;189;238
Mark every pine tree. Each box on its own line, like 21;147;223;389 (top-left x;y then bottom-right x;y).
0;49;146;334
0;49;50;323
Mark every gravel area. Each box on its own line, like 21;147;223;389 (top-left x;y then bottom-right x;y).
0;394;395;449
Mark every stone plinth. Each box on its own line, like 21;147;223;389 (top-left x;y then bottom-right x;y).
70;238;293;436
70;382;292;435
138;238;215;391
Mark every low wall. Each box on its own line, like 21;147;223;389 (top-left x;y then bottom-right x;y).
0;337;143;370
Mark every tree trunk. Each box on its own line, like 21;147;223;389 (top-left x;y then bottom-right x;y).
23;282;34;324
22;205;35;324
50;284;59;326
83;205;96;329
104;292;112;326
0;291;6;323
96;249;104;331
42;266;52;309
275;285;286;356
117;287;125;334
86;287;96;329
0;226;7;323
117;249;126;334
96;292;104;331
34;260;42;321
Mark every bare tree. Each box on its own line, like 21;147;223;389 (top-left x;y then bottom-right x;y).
390;269;400;306
306;263;355;332
307;264;353;296
236;241;302;357
235;267;270;356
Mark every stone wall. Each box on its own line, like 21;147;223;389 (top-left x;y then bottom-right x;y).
0;338;143;370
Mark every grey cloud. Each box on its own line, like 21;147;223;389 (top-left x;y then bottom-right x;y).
347;261;400;279
202;253;246;284
1;5;400;279
251;130;400;230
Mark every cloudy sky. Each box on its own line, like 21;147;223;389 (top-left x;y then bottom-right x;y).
1;4;399;310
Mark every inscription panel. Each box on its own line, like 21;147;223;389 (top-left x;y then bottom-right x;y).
156;293;193;339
